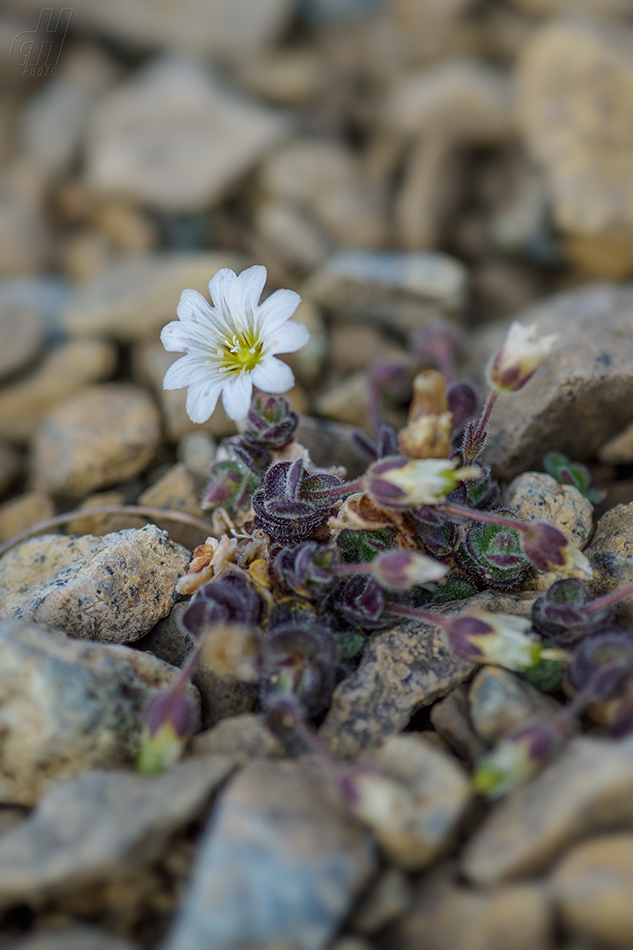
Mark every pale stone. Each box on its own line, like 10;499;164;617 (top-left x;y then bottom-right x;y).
0;299;43;382
0;491;54;544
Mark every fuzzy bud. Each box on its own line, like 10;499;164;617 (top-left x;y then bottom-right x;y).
473;723;560;799
455;513;531;590
521;522;593;580
243;391;299;449
531;579;614;645
137;690;195;775
398;413;453;460
369;549;449;590
366;456;480;510
487;322;559;393
443;610;543;671
568;630;633;702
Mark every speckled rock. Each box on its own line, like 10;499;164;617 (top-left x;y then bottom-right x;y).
191;714;283;763
504;472;593;548
138;463;205;549
140;602;257;727
86;56;289;213
518;18;633;246
357;734;473;870
0;756;235;906
31;384;160;498
551;834;633;947
468;666;564;744
0;340;117;444
462;735;633;885
0;617;198;805
165;758;376;950
586;501;633;626
6;929;139;950
0;525;189;644
430;685;487;762
305;250;467;333
466;284;633;479
0;299;43;382
0;491;54;544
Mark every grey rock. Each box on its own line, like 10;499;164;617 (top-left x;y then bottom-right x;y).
430;685;487;761
0;298;43;382
254;200;330;271
6;927;139;950
31;383;160;498
468;666;564;744
586;501;633;626
165;758;376;950
0;756;235;905
191;714;283;763
0;168;50;277
0;525;190;644
350;867;412;935
304;250;467;333
86;56;289;213
177;431;217;483
465;284;633;480
0;617;198;804
503;472;593;549
462;735;633;885
296;415;371;479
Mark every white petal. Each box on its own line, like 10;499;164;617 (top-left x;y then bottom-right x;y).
176;289;221;330
257;288;302;335
251;357;295;393
163;355;218;390
208;269;238;312
234;265;268;314
221;374;253;420
186;380;223;424
269;319;310;355
161;320;218;355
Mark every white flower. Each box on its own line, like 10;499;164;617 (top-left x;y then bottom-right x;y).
488;322;559;392
161;265;309;422
366;456;481;509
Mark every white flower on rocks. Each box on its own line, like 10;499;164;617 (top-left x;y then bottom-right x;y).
488;321;559;393
161;265;309;423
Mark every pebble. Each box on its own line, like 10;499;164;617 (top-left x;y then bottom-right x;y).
295;415;374;479
466;284;633;480
305;250;467;334
512;0;630;14
468;666;564;744
518;18;633;248
315;372;373;432
586;501;633;626
177;431;217;483
63;490;143;536
140;602;257;728
599;418;633;464
0;167;50;276
0;491;54;544
191;714;283;763
0;298;43;382
0;339;117;445
61;251;248;342
330;325;405;374
6;928;140;950
237;49;326;106
0;617;197;805
165;759;376;950
0;756;235;906
0;525;190;644
138;463;206;549
30;383;161;498
254;199;329;271
430;685;487;762
462;735;633;886
356;733;473;870
551;834;633;947
0;442;22;498
86;56;289;213
349;867;412;935
394;136;463;250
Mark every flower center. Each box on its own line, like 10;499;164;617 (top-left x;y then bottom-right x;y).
216;326;265;375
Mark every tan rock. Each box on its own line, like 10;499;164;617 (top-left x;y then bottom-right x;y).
395;136;464;250
0;491;54;544
64;490;143;536
552;834;633;946
315;372;372;431
599;419;633;464
177;431;217;483
138;463;205;549
330;325;405;373
0;524;189;644
430;685;487;762
31;383;160;498
191;714;283;763
5;927;138;950
512;0;633;20
0;167;50;276
253;200;329;271
350;866;412;935
0;299;43;382
237;48;326;105
586;501;633;625
0;340;117;444
468;666;565;744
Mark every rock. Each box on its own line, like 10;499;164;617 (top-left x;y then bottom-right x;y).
551;834;633;947
178;431;217;483
357;734;473;870
0;167;50;276
512;0;632;15
0;298;43;382
64;490;144;536
349;867;412;935
254;200;329;271
140;602;257;727
165;759;376;950
388;866;552;950
586;501;633;626
385;59;514;144
0;525;189;644
295;415;373;479
330;325;405;374
61;251;248;342
430;685;487;762
466;284;633;480
314;372;373;432
7;928;139;950
305;251;467;334
518;18;633;249
86;56;289;213
31;383;160;498
0;756;235;906
599;418;633;463
282;299;328;388
394;136;464;250
138;463;205;549
0;491;54;544
191;714;283;762
0;617;197;805
260;138;386;249
462;735;633;885
468;666;564;744
0;442;22;498
237;49;326;106
0;339;117;444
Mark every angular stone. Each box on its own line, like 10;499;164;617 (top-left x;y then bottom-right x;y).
0;756;235;905
6;928;139;950
314;372;373;432
430;685;487;762
0;618;197;804
191;714;283;763
61;251;248;342
462;735;633;885
551;834;633;947
0;525;189;644
586;501;633;626
86;56;289;213
0;340;117;444
0;491;54;544
31;383;160;498
466;284;633;480
468;666;564;744
0;299;43;382
138;463;205;550
166;759;375;950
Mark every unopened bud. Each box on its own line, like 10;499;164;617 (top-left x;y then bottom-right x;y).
487;322;559;393
398;413;453;459
443;610;542;671
473;723;559;799
521;522;593;581
370;549;449;590
366;456;480;509
407;370;448;421
137;690;195;775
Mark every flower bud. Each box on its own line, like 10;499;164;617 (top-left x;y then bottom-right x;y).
365;456;480;510
243;391;299;449
521;522;593;581
370;549;449;590
487;321;559;393
398;413;453;460
443;610;543;671
568;630;633;702
137;690;195;775
455;513;531;590
473;723;560;799
407;370;448;421
531;579;614;645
